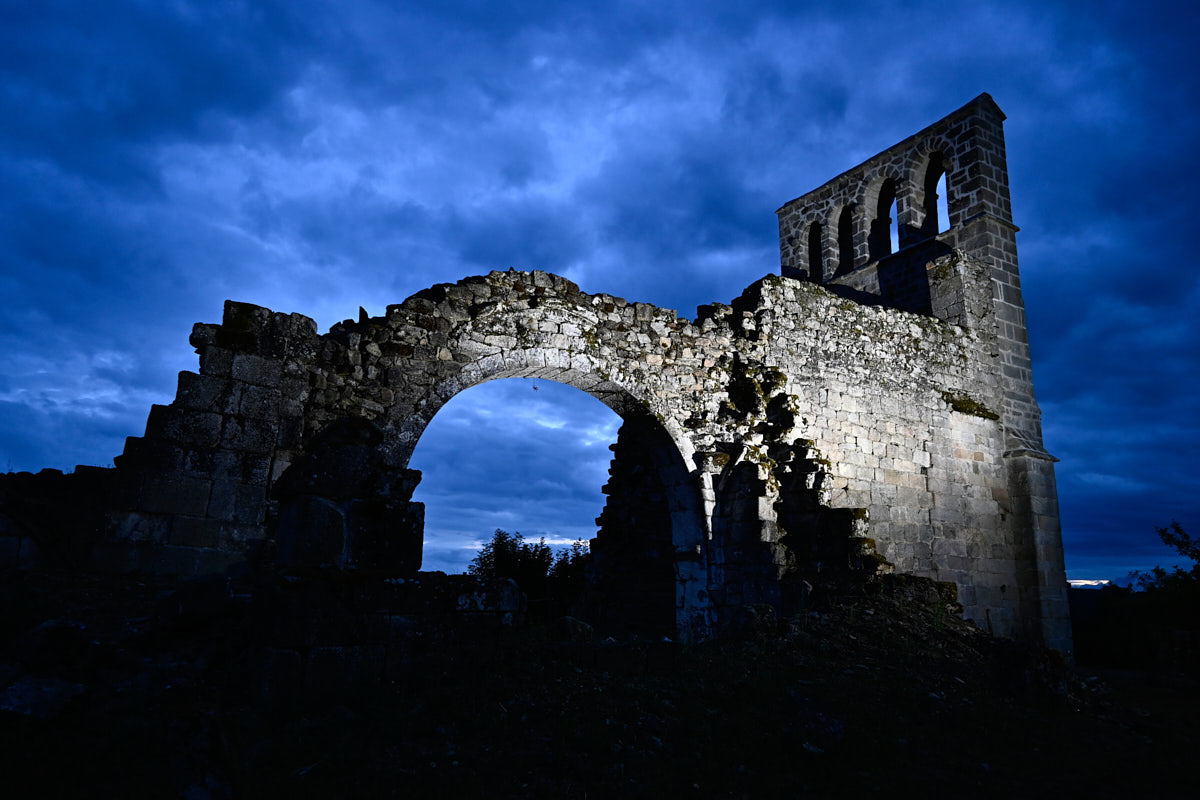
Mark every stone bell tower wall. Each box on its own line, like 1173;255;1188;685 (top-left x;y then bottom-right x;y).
776;93;1069;651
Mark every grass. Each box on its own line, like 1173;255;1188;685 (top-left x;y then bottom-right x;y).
1;568;1196;797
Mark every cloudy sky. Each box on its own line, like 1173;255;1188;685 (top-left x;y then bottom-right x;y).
2;0;1197;579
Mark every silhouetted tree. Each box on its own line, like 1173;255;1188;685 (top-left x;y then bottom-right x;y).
468;529;591;619
550;539;590;585
468;529;553;592
1129;521;1200;591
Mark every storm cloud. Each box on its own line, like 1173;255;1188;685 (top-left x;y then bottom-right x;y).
2;0;1197;578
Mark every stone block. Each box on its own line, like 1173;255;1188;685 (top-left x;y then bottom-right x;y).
171;516;222;548
199;346;233;377
275;495;347;568
145;405;223;448
207;480;239;521
109;472;144;510
221;416;276;454
220;523;268;550
239;384;280;419
189;322;220;350
127;439;188;473
231;353;283;388
234;483;266;525
183;447;218;477
209;450;243;482
175;371;240;414
0;533;40;569
140;476;211;517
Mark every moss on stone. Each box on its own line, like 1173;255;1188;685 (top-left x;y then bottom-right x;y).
934;580;961;607
927;252;963;283
939;391;999;420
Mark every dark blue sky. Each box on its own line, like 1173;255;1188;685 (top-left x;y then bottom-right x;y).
2;0;1197;579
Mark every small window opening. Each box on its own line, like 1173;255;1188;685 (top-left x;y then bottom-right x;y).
922;154;950;236
807;222;824;283
936;172;950;232
889;198;900;254
836;206;855;275
869;179;897;261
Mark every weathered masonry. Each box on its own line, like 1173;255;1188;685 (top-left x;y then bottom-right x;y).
98;94;1071;652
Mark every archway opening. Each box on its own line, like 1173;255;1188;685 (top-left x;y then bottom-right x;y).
408;378;617;574
890;202;901;254
406;375;700;637
921;153;950;236
807;221;824;283
936;172;950;232
835;205;855;276
869;178;899;261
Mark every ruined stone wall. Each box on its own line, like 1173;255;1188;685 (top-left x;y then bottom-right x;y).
589;417;676;636
1;466;114;570
775;93;1069;650
98;95;1071;652
675;272;1035;637
101;263;1059;644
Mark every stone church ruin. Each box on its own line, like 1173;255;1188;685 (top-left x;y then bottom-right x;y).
5;95;1072;653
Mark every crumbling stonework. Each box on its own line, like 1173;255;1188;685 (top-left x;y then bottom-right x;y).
0;467;114;570
96;94;1071;652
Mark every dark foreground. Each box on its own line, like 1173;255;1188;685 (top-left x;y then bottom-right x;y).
1;569;1194;798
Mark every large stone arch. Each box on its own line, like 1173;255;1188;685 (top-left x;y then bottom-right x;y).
103;269;720;638
365;283;714;634
392;357;712;638
383;332;699;474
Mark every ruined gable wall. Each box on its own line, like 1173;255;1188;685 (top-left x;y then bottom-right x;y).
773;94;1068;649
776;94;1043;451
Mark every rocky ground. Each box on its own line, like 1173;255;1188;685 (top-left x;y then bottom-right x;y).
1;568;1195;798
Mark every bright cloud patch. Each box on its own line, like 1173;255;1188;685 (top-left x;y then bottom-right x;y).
1;0;1197;581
